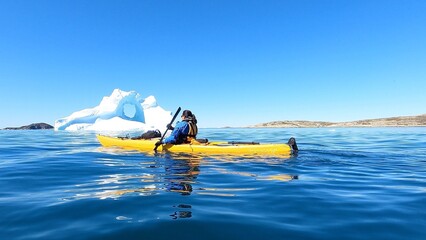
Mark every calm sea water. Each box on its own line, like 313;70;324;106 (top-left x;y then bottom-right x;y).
1;128;426;240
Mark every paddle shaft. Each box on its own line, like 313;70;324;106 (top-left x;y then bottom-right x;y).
154;107;181;151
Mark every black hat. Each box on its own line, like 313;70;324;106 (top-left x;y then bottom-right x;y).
182;110;193;118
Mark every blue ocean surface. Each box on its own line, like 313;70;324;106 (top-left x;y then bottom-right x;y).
1;128;426;240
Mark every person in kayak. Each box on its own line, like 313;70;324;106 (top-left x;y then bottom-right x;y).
155;110;198;146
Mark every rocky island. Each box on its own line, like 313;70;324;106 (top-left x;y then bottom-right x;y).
250;114;426;128
3;123;54;130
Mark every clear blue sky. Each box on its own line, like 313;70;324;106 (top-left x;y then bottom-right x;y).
1;0;425;128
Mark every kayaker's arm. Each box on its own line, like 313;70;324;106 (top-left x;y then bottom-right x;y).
154;107;181;151
163;122;189;144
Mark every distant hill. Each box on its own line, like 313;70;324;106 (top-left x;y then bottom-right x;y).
3;123;54;130
249;114;426;128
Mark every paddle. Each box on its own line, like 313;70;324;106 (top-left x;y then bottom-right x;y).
154;107;181;151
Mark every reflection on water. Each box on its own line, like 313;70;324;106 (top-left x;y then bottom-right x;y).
171;204;192;220
68;153;203;200
66;151;298;221
163;154;200;195
211;167;298;184
69;152;297;201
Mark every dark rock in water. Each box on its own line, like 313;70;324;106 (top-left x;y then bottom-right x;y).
3;123;54;130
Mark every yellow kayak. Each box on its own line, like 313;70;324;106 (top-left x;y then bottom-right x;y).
97;135;298;156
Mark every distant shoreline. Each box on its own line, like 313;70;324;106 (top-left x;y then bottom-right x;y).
2;123;53;130
3;114;426;130
248;114;426;128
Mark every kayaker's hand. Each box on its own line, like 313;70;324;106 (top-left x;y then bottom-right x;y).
155;141;162;147
166;124;174;130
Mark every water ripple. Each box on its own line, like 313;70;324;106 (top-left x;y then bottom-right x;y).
1;128;426;239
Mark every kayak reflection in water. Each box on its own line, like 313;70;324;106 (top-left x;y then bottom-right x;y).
163;154;200;195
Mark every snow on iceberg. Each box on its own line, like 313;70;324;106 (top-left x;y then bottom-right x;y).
54;89;173;132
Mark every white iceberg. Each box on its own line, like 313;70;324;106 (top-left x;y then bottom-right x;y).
54;89;173;132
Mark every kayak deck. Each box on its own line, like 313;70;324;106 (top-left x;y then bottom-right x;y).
97;135;297;156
